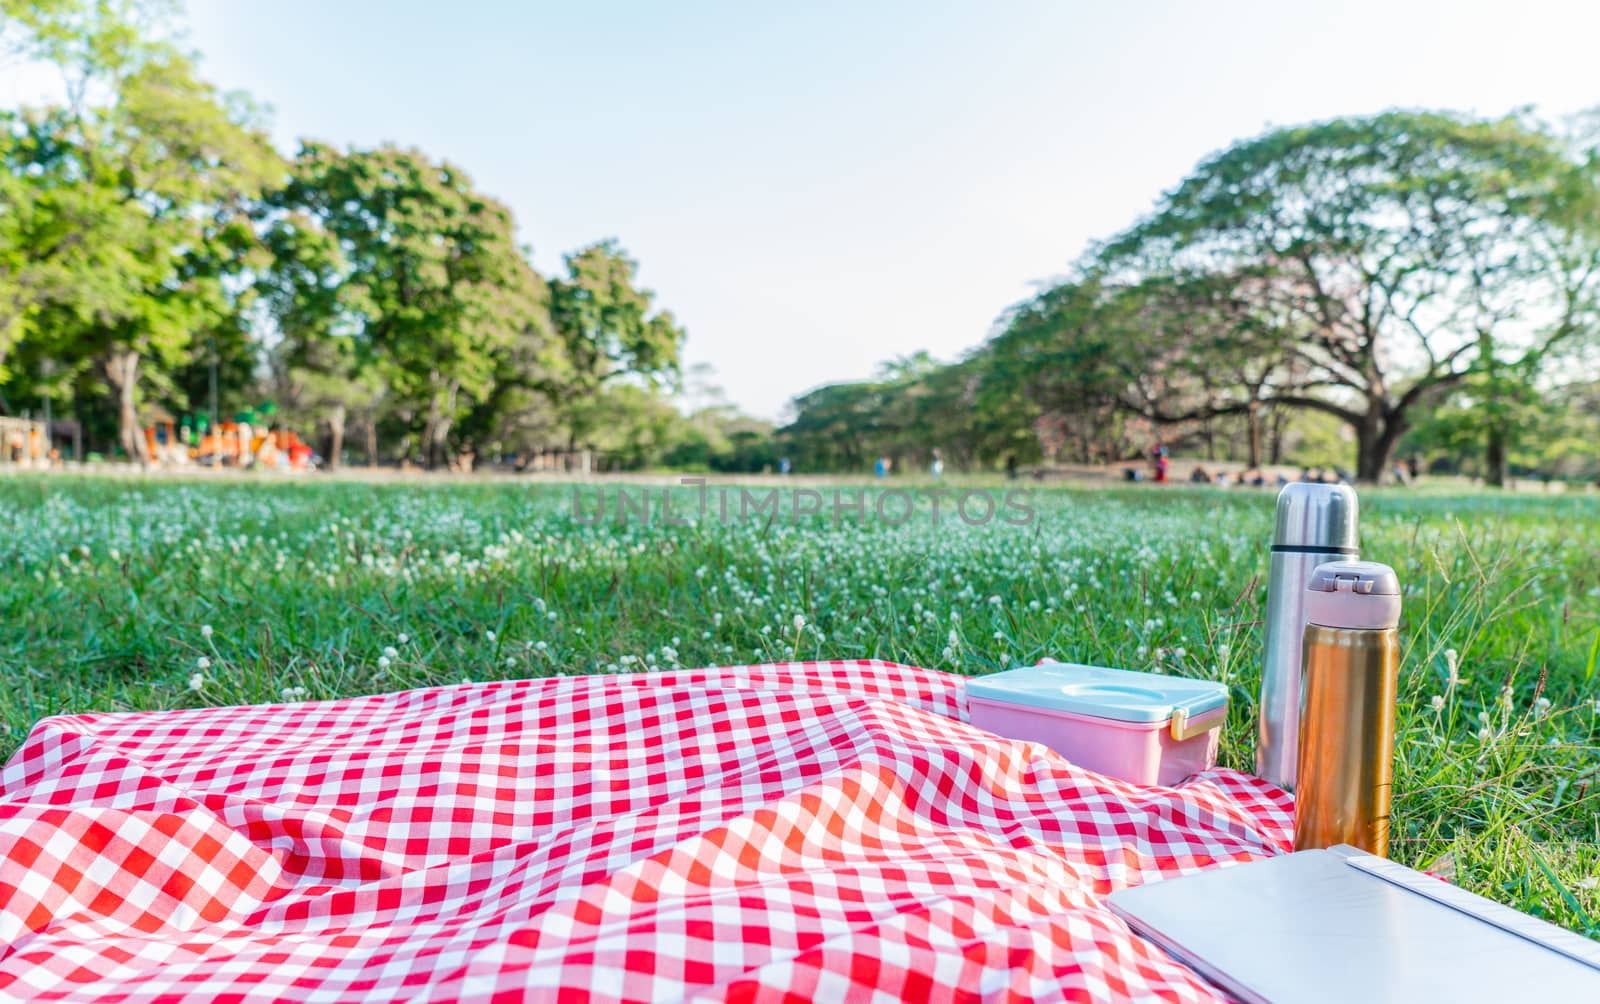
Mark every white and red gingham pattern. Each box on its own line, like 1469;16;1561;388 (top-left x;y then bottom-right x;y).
0;661;1293;1002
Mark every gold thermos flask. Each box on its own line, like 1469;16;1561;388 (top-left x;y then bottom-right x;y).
1293;560;1402;857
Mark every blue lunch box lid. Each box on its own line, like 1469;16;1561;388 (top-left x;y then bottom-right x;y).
965;660;1228;724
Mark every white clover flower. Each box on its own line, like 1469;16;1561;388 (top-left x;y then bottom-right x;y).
1431;695;1446;712
942;646;954;661
505;656;515;668
486;630;497;643
196;656;211;670
1477;727;1492;742
1534;696;1551;716
1444;649;1460;688
398;633;410;644
378;656;391;669
200;624;214;639
536;641;548;651
188;673;204;692
383;646;398;659
793;614;806;631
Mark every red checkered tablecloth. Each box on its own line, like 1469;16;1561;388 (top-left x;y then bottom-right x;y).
0;661;1292;1001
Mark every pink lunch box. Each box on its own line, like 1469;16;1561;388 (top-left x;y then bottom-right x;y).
966;660;1229;787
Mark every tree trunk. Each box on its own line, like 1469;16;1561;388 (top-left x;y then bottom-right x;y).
1246;404;1263;468
326;404;347;470
1268;408;1287;465
423;387;440;470
1354;408;1405;484
1481;333;1508;488
366;416;378;468
103;350;148;466
422;380;458;471
1485;424;1509;488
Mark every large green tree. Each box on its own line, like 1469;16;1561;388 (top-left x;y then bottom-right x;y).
548;240;685;449
1102;111;1585;481
0;0;279;459
270;143;549;468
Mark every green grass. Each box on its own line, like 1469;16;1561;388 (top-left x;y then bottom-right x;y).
1;475;1597;936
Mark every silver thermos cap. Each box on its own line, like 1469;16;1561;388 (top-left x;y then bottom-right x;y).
1272;482;1359;551
1256;482;1359;790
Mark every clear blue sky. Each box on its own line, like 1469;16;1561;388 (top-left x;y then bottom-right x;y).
53;4;1600;418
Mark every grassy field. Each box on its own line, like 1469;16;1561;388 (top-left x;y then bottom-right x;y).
1;474;1597;936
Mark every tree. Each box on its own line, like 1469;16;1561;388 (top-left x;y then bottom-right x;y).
0;0;280;459
980;279;1150;464
271;143;549;468
780;380;887;472
258;204;371;468
548;240;685;449
1102;111;1580;482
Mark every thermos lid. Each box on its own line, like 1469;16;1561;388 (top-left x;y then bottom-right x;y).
1304;560;1401;630
1272;483;1359;552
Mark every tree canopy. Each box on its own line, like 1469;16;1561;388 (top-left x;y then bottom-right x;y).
0;1;726;470
782;110;1600;483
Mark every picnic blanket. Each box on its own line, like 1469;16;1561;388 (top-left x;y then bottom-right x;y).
0;661;1293;1002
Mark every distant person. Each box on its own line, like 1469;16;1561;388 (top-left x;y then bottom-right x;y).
1407;456;1422;482
875;455;889;479
779;456;791;476
1189;465;1212;484
1004;454;1018;480
1150;443;1170;483
1392;460;1412;486
930;448;944;478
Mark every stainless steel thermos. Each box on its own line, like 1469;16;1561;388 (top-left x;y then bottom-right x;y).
1292;561;1402;856
1256;483;1359;790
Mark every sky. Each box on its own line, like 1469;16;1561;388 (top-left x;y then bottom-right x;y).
14;2;1600;420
